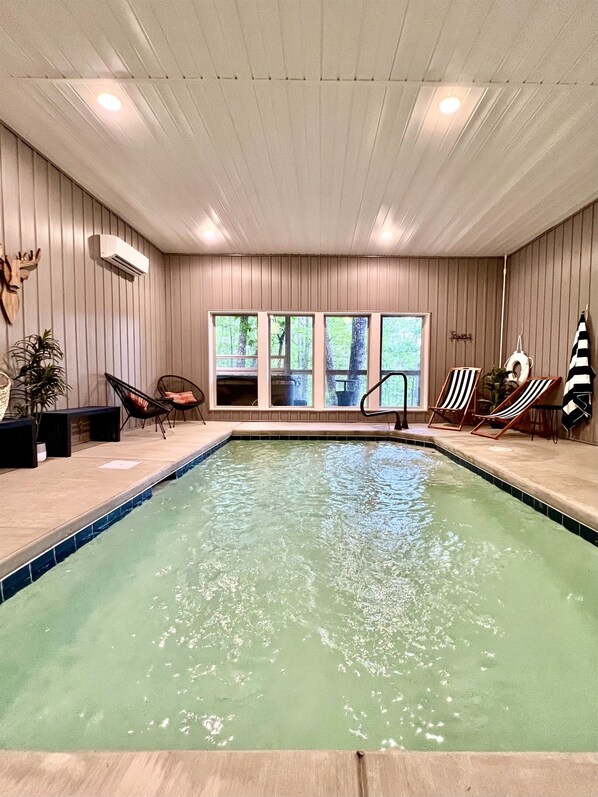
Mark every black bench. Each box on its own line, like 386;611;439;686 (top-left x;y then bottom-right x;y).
39;406;120;457
0;417;37;468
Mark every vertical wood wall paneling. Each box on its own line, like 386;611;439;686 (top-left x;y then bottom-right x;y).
505;199;597;445
165;253;503;424
0;122;169;428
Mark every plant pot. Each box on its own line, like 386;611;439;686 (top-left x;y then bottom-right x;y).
36;442;47;463
336;390;356;406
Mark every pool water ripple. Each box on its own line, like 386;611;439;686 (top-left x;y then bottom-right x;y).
0;440;597;752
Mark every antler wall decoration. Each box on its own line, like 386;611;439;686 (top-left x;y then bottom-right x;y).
0;244;41;324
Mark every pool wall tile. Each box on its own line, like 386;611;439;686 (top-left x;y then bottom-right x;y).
0;483;155;606
1;564;32;601
3;444;239;603
562;515;580;535
75;525;95;547
580;525;598;545
54;536;77;563
93;514;111;533
30;550;56;581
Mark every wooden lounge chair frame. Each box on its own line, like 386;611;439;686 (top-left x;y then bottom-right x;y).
471;376;562;439
428;367;481;431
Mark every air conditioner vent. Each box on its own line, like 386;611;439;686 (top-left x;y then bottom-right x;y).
97;235;149;277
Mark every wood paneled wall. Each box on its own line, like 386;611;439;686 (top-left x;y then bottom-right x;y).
6;116;593;442
166;254;503;423
0;122;169;415
505;199;598;445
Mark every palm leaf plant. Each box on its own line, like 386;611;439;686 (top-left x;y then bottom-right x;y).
9;329;70;440
477;365;514;415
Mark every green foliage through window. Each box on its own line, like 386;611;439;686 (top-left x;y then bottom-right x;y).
380;316;423;408
325;316;368;407
269;316;313;406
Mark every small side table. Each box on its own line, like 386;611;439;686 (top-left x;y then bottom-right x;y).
0;418;37;468
530;403;561;444
38;406;120;457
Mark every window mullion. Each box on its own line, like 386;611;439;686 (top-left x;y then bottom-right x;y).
368;313;381;411
313;313;325;410
257;312;269;410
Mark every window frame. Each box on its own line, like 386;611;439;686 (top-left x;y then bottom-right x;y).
209;312;261;409
323;313;371;409
268;313;315;409
379;313;430;411
208;311;430;412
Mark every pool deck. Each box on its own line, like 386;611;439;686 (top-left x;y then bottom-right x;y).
1;750;597;797
1;421;597;796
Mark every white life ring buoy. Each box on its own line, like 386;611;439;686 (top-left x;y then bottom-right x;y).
504;336;533;384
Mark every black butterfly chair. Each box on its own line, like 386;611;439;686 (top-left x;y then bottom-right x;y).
105;373;171;439
157;374;206;426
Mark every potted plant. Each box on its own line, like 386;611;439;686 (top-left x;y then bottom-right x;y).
9;329;70;461
477;366;515;417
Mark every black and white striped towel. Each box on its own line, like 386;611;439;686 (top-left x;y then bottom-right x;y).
562;311;595;431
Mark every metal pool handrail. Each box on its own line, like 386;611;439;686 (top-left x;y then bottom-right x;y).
359;372;409;430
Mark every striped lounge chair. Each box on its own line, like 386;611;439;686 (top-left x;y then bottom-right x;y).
428;367;481;431
471;376;561;439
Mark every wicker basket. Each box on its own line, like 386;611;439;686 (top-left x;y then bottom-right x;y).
0;371;11;422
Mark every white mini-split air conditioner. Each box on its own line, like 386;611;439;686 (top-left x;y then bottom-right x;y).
98;234;149;277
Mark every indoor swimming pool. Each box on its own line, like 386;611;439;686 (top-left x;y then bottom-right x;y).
0;440;596;752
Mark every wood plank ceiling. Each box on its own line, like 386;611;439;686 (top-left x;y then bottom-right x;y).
0;0;596;256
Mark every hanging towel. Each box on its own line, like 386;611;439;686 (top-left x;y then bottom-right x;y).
562;311;595;431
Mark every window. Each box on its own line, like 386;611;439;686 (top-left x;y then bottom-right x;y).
209;312;428;411
380;315;424;408
269;315;313;407
214;314;258;406
325;315;369;407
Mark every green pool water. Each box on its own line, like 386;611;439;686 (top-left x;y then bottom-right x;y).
1;440;597;752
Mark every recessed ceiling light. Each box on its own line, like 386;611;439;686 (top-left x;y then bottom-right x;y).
438;96;461;114
97;92;122;112
381;231;394;240
202;229;217;240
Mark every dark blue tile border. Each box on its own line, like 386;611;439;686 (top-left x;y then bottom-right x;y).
54;536;76;564
30;550;56;582
1;564;31;601
0;486;153;605
173;438;228;478
233;434;598;549
0;440;230;605
2;433;596;606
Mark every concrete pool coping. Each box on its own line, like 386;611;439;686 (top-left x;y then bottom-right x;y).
0;420;596;586
0;749;597;796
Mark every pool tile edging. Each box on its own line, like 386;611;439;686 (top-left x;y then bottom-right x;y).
1;433;595;605
0;487;153;603
0;438;229;605
231;434;598;546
